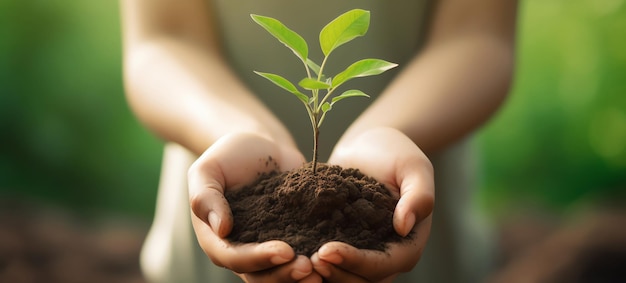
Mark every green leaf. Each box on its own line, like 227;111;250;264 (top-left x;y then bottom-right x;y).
332;59;398;88
251;14;308;63
318;102;333;127
306;59;321;76
331;89;370;105
298;78;330;90
321;102;332;113
319;9;370;56
254;71;309;104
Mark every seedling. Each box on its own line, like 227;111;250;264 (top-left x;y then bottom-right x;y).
252;9;397;173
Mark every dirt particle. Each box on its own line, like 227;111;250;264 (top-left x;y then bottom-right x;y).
225;163;411;256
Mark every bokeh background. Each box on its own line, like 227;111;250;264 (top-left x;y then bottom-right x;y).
1;1;625;282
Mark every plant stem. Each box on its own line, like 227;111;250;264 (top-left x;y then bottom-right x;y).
310;54;329;174
312;125;319;174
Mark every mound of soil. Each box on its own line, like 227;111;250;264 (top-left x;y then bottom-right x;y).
225;162;409;256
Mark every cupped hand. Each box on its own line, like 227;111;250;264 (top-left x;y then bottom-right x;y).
313;127;435;282
188;132;322;282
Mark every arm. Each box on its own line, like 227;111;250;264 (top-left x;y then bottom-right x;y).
120;1;318;281
120;0;295;155
316;0;518;281
338;0;518;155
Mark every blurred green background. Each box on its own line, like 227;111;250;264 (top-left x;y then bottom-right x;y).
476;0;626;216
0;1;163;218
1;0;625;221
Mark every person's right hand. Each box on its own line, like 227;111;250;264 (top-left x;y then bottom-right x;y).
188;132;322;282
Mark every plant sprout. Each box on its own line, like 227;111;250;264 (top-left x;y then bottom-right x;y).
252;9;397;173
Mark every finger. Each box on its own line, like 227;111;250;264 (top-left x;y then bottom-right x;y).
311;253;370;283
240;255;315;283
189;185;233;237
188;133;280;199
196;133;303;189
188;134;305;237
298;272;324;283
188;159;233;237
393;158;434;236
316;229;430;281
277;144;307;172
317;243;389;281
192;215;295;273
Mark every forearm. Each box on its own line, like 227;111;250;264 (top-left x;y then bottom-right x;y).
123;37;294;155
337;0;517;155
340;35;514;155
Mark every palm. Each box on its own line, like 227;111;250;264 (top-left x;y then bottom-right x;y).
188;133;322;282
314;127;434;282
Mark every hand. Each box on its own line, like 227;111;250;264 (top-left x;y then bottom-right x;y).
312;127;435;282
188;132;322;282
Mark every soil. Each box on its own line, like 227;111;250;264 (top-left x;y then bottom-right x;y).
3;193;625;282
225;162;409;256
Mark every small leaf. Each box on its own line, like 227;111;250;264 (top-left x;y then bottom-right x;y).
319;9;370;56
251;14;308;63
321;102;332;113
299;78;330;90
306;59;321;76
332;59;398;88
331;89;370;105
254;71;309;104
318;102;332;127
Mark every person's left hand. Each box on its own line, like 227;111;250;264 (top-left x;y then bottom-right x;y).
311;127;435;282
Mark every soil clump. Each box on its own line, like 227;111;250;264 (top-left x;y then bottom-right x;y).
225;162;409;256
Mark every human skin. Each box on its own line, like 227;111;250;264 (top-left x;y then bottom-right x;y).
313;127;434;283
187;133;322;282
120;0;517;281
313;0;518;280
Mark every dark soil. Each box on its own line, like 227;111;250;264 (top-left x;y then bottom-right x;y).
225;162;408;256
3;194;625;282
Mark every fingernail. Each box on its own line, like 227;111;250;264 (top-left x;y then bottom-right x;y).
403;212;416;237
291;269;310;280
208;211;221;234
270;254;292;265
318;247;343;264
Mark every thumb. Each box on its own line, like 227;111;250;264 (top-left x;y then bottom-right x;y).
188;159;233;238
393;160;434;237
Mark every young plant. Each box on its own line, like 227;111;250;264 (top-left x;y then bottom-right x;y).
252;9;397;173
